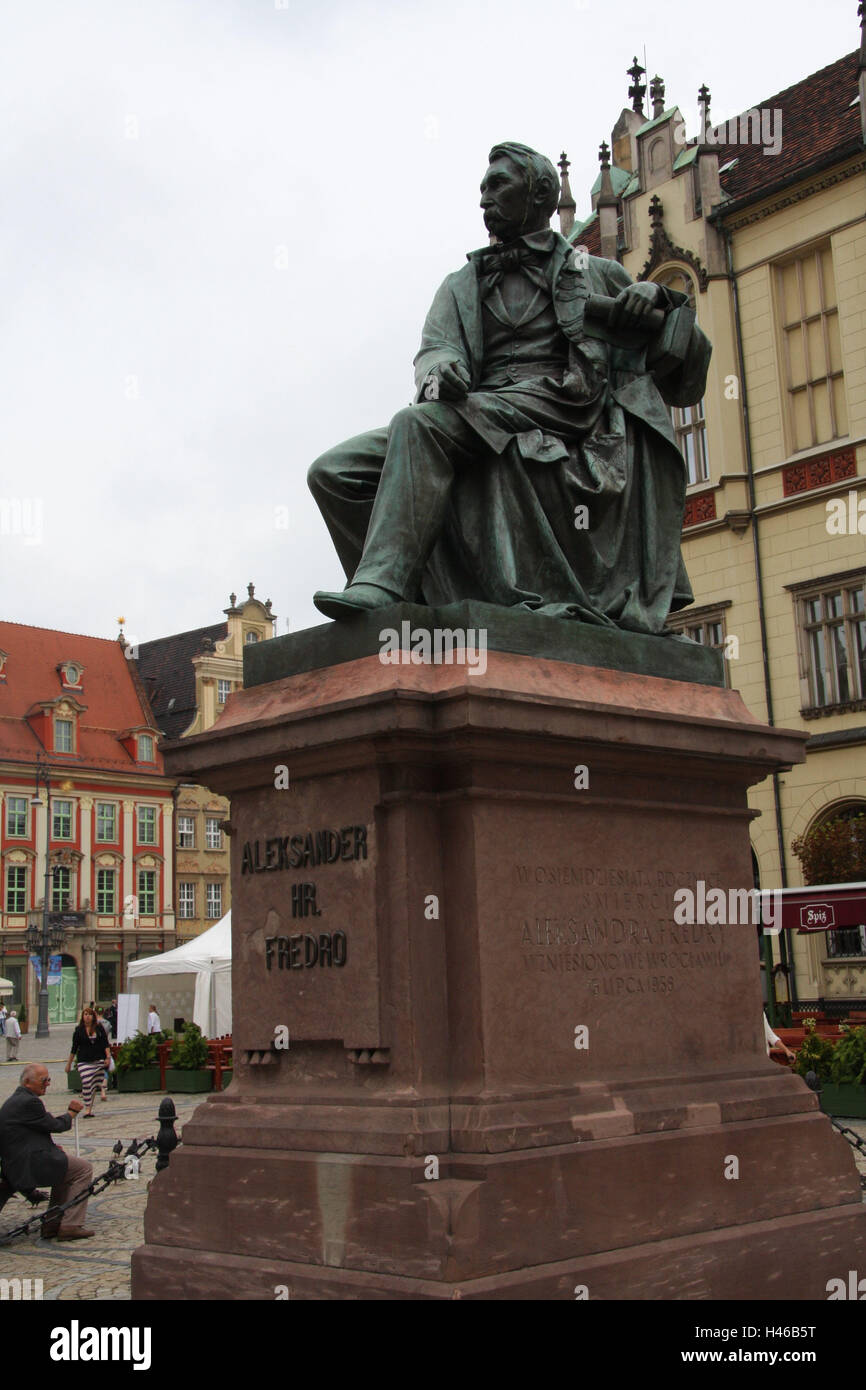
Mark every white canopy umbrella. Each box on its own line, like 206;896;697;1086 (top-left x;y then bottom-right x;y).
0;977;14;996
127;913;231;1037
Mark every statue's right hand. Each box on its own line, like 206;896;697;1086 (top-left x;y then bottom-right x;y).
430;361;470;401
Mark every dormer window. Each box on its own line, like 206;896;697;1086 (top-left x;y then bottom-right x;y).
244;631;260;645
59;661;84;690
138;733;155;763
0;650;7;683
55;718;74;753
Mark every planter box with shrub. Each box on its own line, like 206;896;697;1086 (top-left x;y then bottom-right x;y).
115;1030;162;1093
117;1067;162;1093
818;1083;866;1118
164;1067;213;1093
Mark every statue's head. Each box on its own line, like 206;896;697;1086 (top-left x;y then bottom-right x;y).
481;142;560;242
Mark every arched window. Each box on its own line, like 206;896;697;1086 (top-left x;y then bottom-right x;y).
653;268;708;485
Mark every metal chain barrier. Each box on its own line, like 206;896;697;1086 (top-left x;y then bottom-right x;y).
0;1097;179;1245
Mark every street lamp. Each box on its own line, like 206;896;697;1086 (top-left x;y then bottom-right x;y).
26;755;65;1039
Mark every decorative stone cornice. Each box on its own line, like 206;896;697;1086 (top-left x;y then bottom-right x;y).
720;153;866;232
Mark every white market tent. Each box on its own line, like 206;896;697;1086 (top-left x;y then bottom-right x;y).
126;912;231;1038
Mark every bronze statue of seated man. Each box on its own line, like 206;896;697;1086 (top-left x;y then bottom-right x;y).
309;141;711;635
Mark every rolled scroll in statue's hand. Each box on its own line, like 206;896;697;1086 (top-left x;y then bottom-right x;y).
584;294;697;378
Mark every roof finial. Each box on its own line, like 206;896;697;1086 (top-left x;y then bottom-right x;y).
649;194;664;230
597;142;617;207
557;151;576;236
247;582;255;599
698;84;712;142
650;75;666;119
627;57;647;115
229;592;237;608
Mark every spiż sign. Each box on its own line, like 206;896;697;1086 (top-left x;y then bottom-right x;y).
800;903;835;931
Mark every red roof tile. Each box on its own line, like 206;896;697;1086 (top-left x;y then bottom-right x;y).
715;50;861;207
0;621;164;775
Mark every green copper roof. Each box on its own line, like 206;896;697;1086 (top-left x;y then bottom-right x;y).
590;164;633;198
635;106;680;136
673;144;699;171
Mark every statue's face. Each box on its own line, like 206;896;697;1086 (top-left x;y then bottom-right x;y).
480;155;536;242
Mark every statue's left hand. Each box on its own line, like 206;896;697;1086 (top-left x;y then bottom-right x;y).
608;281;663;330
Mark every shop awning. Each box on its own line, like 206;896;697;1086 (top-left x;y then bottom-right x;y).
760;883;866;933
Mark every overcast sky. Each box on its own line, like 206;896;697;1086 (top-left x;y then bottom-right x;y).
0;0;857;647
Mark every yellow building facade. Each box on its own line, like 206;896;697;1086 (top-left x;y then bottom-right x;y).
563;18;866;1014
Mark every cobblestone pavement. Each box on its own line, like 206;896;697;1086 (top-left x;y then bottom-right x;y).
0;1025;200;1300
1;1028;864;1300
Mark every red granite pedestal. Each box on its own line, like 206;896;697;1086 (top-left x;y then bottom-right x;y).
131;646;866;1299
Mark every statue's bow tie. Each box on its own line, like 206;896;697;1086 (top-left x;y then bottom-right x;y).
477;241;551;292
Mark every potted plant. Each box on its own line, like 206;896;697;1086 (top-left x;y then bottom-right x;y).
115;1030;161;1092
821;1025;866;1118
165;1022;212;1093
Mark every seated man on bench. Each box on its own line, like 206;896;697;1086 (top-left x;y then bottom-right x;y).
0;1063;92;1239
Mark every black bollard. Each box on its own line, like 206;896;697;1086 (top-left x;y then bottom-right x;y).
155;1097;179;1173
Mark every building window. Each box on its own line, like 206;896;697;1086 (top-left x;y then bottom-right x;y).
775;243;846;452
52;799;73;840
5;865;27;913
96;869;116;913
178;882;196;919
205;818;222;850
666;605;731;686
217;680;231;704
797;577;866;712
95;802;117;842
137;806;157;844
55;718;73;753
138;869;156;915
6;796;28;838
673;400;709;486
52;866;71;912
206;882;222;918
177;816;195;849
138;733;154;762
827;924;866;958
244;631;259;645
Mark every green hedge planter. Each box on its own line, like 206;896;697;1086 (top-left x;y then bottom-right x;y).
164;1068;213;1093
820;1084;866;1118
116;1068;161;1093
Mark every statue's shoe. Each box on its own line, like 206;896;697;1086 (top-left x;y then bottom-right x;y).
313;583;402;620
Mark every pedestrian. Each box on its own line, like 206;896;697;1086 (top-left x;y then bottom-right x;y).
65;1007;111;1117
5;1010;21;1062
0;1063;94;1239
147;1004;161;1035
0;1002;7;1036
106;999;118;1037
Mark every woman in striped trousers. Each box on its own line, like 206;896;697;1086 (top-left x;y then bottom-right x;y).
66;1006;112;1117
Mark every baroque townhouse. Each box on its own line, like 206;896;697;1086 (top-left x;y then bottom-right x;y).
0;622;176;1025
135;583;276;942
559;5;866;1016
